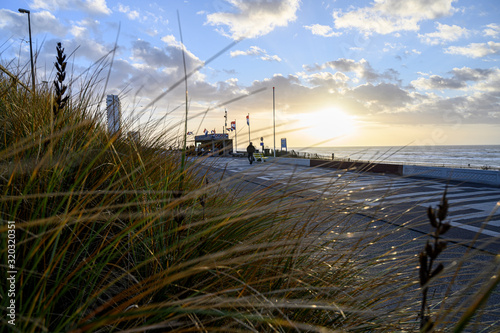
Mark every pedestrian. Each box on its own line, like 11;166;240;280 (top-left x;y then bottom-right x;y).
247;142;256;164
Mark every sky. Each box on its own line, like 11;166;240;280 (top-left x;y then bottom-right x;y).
1;0;500;149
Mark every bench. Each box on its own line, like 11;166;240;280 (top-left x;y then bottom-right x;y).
253;152;268;162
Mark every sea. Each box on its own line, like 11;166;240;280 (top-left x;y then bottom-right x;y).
288;145;500;170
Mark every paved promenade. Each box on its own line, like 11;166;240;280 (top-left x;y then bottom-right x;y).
203;157;500;253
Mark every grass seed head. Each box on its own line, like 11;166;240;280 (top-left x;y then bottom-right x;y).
427;207;438;228
53;42;69;118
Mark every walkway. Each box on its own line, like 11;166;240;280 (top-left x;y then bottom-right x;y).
201;157;500;253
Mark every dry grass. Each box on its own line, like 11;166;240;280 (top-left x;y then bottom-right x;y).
0;46;499;333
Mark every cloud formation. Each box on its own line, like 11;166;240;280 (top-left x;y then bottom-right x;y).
411;67;500;92
418;22;470;45
230;46;282;62
333;0;457;35
227;60;500;127
2;0;497;142
117;4;139;20
0;9;67;38
484;23;500;39
206;0;300;39
303;24;341;37
132;38;204;82
31;0;112;15
411;75;466;90
304;58;399;83
445;41;500;58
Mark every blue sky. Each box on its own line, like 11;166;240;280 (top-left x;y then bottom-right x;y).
1;0;500;148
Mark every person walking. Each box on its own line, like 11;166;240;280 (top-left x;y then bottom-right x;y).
247;142;256;164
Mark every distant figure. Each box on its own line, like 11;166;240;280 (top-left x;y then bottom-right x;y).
332;153;335;160
247;142;256;164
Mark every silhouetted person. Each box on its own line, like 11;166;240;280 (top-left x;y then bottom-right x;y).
247;142;256;164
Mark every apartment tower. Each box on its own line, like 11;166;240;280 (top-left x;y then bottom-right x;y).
106;94;121;135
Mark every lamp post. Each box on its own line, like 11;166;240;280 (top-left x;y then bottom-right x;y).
273;87;276;157
18;8;36;93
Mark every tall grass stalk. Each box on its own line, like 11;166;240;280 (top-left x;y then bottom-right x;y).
0;49;499;332
177;11;189;192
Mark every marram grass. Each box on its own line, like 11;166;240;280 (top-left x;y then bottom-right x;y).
1;62;499;332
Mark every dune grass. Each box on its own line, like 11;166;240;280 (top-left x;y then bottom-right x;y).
1;52;499;332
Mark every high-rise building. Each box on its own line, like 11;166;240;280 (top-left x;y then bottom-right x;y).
106;94;121;134
127;131;140;142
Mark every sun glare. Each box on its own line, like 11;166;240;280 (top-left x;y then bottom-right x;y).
294;107;357;144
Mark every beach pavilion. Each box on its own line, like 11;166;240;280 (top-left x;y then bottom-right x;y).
194;133;233;156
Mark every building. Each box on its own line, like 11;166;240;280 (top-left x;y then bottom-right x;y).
106;95;121;135
127;131;140;142
194;133;233;156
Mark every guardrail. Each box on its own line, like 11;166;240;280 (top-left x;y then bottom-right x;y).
272;157;500;187
402;165;500;187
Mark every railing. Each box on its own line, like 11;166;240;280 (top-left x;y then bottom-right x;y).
276;150;500;171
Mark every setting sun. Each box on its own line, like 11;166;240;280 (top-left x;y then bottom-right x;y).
293;107;357;145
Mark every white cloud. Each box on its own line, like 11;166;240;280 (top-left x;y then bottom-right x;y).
333;0;457;35
230;46;282;62
376;0;457;19
35;36;111;77
260;54;282;62
411;67;500;91
451;67;496;83
418;22;470;45
304;58;399;83
128;10;139;20
70;25;87;38
230;46;263;57
298;71;350;93
145;29;159;37
117;3;139;20
0;9;66;38
382;42;404;52
97;55;500;129
161;35;184;49
333;8;419;35
133;39;205;83
348;83;412;109
31;0;111;15
484;23;500;39
76;18;101;34
206;0;300;39
445;41;500;58
474;69;500;92
31;0;64;11
303;24;341;37
84;0;111;15
411;75;465;90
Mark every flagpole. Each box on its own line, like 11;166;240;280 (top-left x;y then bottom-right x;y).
247;113;251;147
273;87;276;157
224;108;227;135
234;120;237;153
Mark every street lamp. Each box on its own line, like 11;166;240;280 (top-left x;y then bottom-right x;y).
18;8;36;93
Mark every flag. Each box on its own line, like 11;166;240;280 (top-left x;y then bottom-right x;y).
203;128;208;135
231;120;236;130
187;131;194;135
211;129;216;134
246;114;249;126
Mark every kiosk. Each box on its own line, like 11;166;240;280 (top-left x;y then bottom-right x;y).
195;133;233;156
